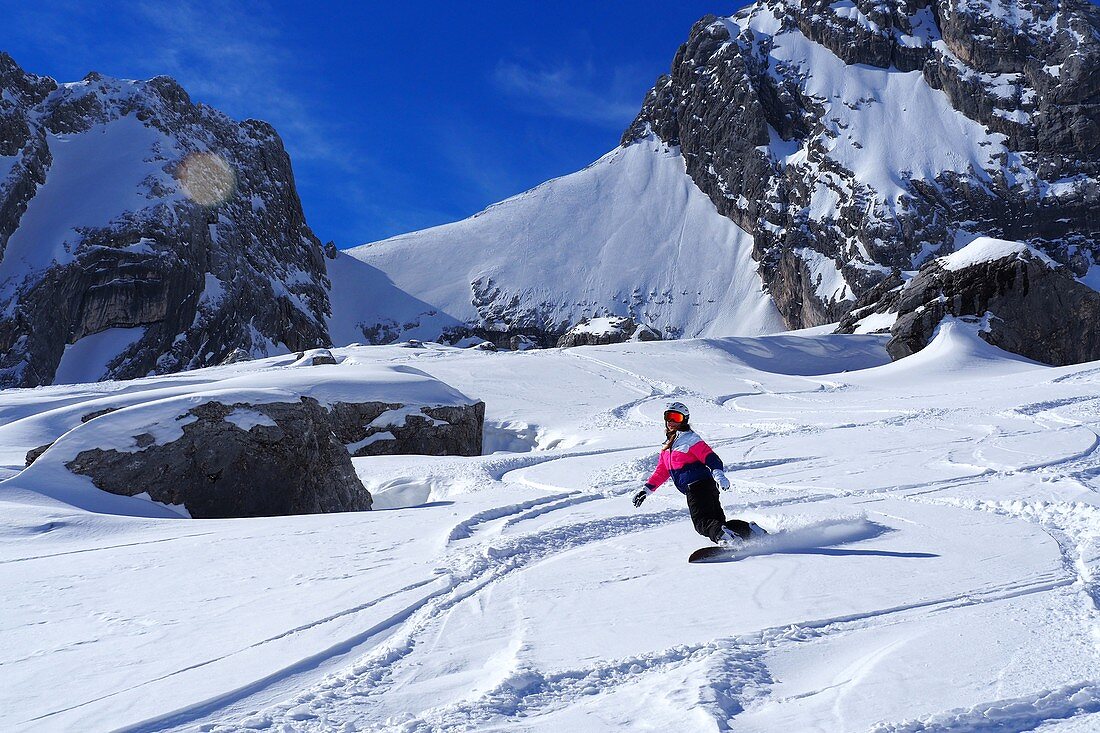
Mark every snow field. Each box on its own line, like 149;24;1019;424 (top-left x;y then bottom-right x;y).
1;326;1098;731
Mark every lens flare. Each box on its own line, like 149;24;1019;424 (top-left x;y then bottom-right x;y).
175;152;235;206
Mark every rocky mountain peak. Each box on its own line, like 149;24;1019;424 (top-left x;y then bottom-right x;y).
0;54;332;387
624;0;1099;330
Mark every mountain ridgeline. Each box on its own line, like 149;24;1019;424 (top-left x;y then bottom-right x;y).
1;0;1098;387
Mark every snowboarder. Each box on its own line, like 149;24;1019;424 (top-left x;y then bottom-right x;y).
632;402;762;545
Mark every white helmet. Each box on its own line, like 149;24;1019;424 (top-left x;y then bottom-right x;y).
664;401;689;423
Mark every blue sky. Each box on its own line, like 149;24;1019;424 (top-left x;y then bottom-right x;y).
5;1;739;247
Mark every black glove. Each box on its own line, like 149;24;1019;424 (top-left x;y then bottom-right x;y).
632;488;650;507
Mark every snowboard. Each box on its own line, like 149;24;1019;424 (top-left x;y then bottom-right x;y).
689;520;768;563
688;545;741;563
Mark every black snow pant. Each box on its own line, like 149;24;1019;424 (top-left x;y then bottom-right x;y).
685;478;751;543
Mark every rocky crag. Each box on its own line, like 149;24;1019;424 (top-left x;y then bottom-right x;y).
623;0;1099;331
0;53;332;388
886;240;1100;365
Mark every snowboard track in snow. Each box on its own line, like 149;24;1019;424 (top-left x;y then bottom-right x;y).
213;551;1075;733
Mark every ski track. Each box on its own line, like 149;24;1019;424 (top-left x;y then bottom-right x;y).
498;494;603;531
22;578;445;727
870;681;1100;732
182;509;691;733
224;559;1075;733
184;440;1089;733
926;498;1100;615
446;493;576;543
0;531;218;565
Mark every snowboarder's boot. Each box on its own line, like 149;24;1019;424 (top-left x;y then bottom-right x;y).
723;519;753;541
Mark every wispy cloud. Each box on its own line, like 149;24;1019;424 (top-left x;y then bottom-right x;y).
129;1;357;170
11;0;363;172
493;60;643;129
7;0;380;243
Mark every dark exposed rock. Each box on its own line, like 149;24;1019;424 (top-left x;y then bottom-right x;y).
886;250;1100;365
455;275;570;349
25;442;52;467
81;406;119;423
330;401;484;458
835;270;905;334
795;0;936;72
65;399;371;518
441;324;557;351
508;335;539;351
0;54;333;388
218;348;251;365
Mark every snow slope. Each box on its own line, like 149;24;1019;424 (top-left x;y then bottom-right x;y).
2;329;1099;731
343;139;786;342
0;114;181;300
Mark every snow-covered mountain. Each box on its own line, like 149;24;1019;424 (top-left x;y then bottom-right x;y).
0;53;332;388
1;0;1097;386
344;141;786;346
343;0;1098;347
624;0;1099;327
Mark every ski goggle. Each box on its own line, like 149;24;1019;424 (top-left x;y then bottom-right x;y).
664;410;686;423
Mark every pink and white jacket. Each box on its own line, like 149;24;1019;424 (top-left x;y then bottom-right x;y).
644;430;724;494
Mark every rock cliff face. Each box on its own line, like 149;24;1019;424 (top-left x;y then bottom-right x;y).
624;0;1099;330
0;53;331;388
886;241;1100;365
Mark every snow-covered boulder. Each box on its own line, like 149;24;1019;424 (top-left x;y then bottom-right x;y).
9;358;484;518
64;398;372;518
556;316;661;348
290;348;339;366
886;238;1100;365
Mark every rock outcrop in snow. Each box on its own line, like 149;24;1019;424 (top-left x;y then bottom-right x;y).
886;237;1100;365
0;53;332;388
65;398;373;519
556;316;661;348
6;355;484;518
624;0;1099;330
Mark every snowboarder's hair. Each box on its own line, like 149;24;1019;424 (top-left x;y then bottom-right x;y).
663;421;690;450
